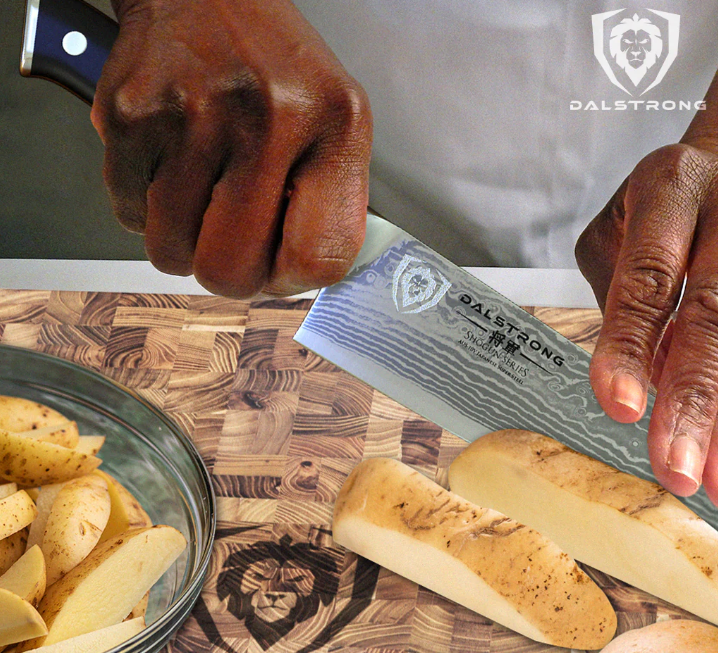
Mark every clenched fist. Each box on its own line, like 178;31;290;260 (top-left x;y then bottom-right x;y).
91;0;372;298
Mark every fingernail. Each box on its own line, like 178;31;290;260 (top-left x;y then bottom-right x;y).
668;435;703;492
611;373;644;415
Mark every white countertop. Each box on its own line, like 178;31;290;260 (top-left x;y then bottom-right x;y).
0;260;599;309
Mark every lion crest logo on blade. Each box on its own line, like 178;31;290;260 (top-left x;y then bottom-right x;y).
392;254;451;314
592;9;680;96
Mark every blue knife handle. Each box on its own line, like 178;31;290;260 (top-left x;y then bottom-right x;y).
20;0;117;104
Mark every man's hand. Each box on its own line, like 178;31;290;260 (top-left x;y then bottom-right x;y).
91;0;372;298
576;114;718;504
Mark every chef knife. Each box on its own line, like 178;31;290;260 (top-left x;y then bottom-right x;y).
20;0;718;527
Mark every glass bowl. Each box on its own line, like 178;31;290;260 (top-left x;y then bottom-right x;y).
0;344;216;653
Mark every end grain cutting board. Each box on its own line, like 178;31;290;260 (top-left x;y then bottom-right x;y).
0;289;707;653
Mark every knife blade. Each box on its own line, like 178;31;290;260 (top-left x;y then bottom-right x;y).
21;0;718;528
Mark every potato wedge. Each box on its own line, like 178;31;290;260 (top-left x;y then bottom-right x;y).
0;396;67;432
0;587;47;647
0;529;28;575
24;487;39;502
21;617;145;653
42;475;111;586
73;436;105;457
125;591;149;622
94;470;152;544
334;457;616;649
0;491;37;540
0;484;17;500
0;545;46;607
449;429;718;626
26;483;66;552
0;431;100;486
601;619;718;652
17;422;79;449
17;526;186;650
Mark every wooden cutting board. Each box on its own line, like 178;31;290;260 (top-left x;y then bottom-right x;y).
0;289;705;653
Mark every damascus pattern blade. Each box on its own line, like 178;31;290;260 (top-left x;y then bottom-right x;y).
295;214;718;528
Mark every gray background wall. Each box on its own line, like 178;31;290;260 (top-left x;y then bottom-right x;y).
0;0;146;259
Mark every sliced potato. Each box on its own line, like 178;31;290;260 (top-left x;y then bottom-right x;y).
20;617;145;653
24;487;40;502
0;544;46;607
0;431;101;486
42;475;111;586
0;529;28;575
94;470;152;544
449;429;718;626
125;591;149;622
73;436;105;457
17;422;79;449
601;619;718;652
0;484;17;500
0;491;37;540
334;457;616;649
18;526;186;650
26;483;66;552
0;396;67;432
0;587;47;647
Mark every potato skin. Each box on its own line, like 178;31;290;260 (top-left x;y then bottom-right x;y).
42;475;111;586
17;526;186;651
334;458;616;649
0;431;101;486
449;429;718;625
601;619;718;652
0;490;38;540
0;396;68;432
0;528;28;575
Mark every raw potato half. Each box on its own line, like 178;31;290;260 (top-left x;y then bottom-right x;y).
94;470;152;544
0;587;47;647
23;617;145;653
17;422;79;449
333;458;616;649
17;525;186;650
0;490;38;540
601;619;718;652
42;475;111;586
0;529;28;575
449;429;718;625
26;483;66;552
0;431;101;486
0;396;67;432
0;544;46;607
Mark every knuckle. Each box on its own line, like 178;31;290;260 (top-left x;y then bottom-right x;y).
328;80;372;131
671;373;718;430
683;279;718;333
636;143;710;202
615;247;682;313
110;83;172;128
293;232;362;287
